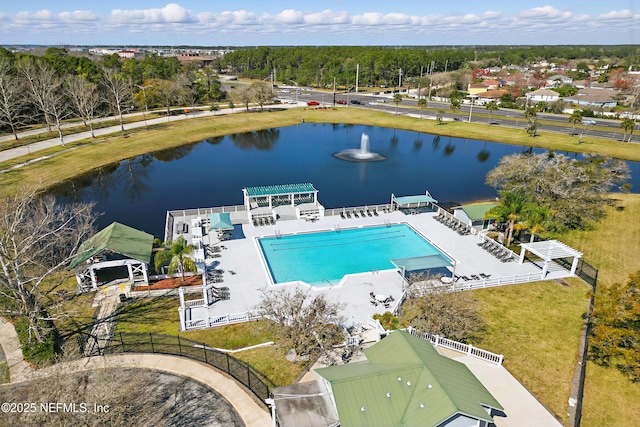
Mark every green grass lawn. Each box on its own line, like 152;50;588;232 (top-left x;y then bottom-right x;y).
472;279;589;426
114;297;309;386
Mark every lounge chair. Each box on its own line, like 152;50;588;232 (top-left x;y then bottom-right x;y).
373;210;379;216
353;211;359;218
253;219;258;226
346;211;352;218
479;273;491;279
340;212;346;219
470;274;480;280
367;210;372;217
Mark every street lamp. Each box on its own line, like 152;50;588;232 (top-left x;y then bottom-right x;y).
468;95;478;123
134;84;151;128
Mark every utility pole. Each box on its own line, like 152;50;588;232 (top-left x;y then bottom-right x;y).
399;68;403;88
417;66;423;100
134;84;151;129
428;61;435;101
333;77;336;107
355;64;359;93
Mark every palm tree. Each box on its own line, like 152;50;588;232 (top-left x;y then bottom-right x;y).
521;204;550;242
524;107;538;137
621;118;636;142
486;190;528;246
417;98;427;118
569;110;582;135
393;93;403;115
485;101;498;124
436;109;445;125
154;235;197;281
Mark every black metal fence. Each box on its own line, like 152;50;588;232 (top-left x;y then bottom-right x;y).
87;332;275;407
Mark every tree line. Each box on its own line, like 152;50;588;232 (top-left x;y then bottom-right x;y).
0;47;226;143
220;45;638;89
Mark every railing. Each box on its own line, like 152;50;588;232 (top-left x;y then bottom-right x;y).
92;332;275;407
408;328;504;365
184;298;205;308
451;271;547;291
324;203;393;217
183;310;262;330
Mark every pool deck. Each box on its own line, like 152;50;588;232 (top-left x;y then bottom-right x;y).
182;208;571;328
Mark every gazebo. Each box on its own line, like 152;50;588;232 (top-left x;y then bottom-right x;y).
70;222;154;292
242;183;324;221
208;212;234;240
518;240;583;277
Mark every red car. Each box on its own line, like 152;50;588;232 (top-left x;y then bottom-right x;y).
306;101;320;106
336;100;347;105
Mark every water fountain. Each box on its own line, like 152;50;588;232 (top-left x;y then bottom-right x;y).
333;133;386;162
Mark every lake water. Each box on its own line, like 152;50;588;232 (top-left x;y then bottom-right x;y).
50;123;638;238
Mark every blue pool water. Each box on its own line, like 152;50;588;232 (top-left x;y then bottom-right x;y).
258;223;448;285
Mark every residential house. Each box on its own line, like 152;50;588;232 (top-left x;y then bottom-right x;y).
453;202;498;230
564;87;619;109
526;88;560;103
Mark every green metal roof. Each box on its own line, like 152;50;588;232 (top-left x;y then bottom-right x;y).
316;331;502;427
460;203;498;221
394;194;438;205
245;183;316;197
391;254;453;271
209;212;233;231
69;222;154;269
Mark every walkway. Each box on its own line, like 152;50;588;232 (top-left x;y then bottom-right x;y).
0;318;271;427
0;102;300;165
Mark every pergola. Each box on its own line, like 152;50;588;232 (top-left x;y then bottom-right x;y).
390;191;438;210
519;240;583;277
243;183;319;210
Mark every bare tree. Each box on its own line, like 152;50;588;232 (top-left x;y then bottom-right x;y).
18;58;69;145
250;82;274;111
66;75;102;138
255;287;345;359
0;186;96;345
233;85;253;112
398;272;483;341
0;58;28;141
101;68;131;132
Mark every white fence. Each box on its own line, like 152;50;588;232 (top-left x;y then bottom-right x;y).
408;327;504;365
452;271;548;291
184;310;262;330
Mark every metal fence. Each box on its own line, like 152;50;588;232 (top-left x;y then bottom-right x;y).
86;332;275;407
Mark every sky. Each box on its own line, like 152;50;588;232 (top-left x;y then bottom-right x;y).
0;1;638;46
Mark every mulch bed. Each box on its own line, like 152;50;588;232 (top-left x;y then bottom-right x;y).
133;275;202;291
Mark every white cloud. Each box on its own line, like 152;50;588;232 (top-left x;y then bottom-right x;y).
272;9;304;24
59;11;98;23
111;3;195;24
304;10;351;25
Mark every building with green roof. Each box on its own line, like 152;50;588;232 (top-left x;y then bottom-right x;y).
70;222;154;291
314;330;503;427
453;202;498;231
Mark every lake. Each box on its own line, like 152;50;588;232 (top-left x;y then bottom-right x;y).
50;123;638;238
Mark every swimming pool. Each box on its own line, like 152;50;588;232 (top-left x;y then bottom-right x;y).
258;223;450;285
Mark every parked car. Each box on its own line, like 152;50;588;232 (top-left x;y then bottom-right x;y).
336;100;347;105
350;100;363;105
307;101;320;106
287;100;297;104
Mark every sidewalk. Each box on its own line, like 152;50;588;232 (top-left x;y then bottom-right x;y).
0;317;271;427
0;102;299;165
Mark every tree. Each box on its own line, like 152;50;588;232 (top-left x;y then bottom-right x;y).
417;97;427;118
101;68;131;132
18;58;69;145
450;99;461;116
485;101;499;124
436;109;445;125
0;57;27;141
485;190;528;246
234;85;253;112
66;75;102;138
524;107;538;137
399;272;483;341
255;287;345;359
153;236;197;281
250;82;274;111
569;110;583;135
393;93;402;115
0;186;96;347
590;271;640;382
520;203;550;242
486;153;630;231
621;118;636;143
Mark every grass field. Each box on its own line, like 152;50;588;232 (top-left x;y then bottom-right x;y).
113;297;309;386
472;279;589;426
1;107;638;196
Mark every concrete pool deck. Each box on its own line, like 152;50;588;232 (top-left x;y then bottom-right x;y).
180;208;572;329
